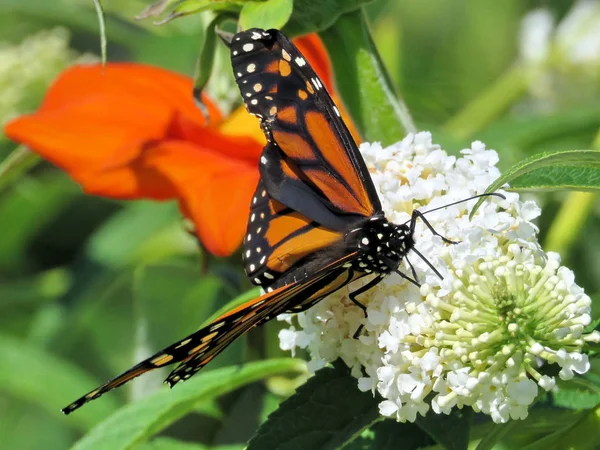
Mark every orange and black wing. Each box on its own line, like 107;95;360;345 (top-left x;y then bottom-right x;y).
230;29;382;232
61;253;360;415
243;179;345;287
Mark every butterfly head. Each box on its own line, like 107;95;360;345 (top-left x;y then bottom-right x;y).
349;218;414;274
389;223;414;257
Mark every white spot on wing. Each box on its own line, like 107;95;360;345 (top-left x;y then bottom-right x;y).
210;322;225;331
295;57;306;66
243;43;254;52
247;63;256;73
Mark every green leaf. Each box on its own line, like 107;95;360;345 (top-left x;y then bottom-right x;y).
471;150;600;217
71;359;305;450
520;404;600;450
283;0;373;36
585;313;600;334
140;0;243;25
138;437;208;450
239;0;293;30
85;201;188;268
473;408;581;450
138;436;245;450
211;384;269;445
319;9;415;145
344;419;432;450
474;421;518;450
416;408;472;450
247;360;381;450
509;166;600;191
0;333;119;431
552;378;600;410
133;262;229;357
193;13;237;113
136;0;177;19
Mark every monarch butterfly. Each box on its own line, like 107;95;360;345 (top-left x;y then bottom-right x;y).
62;28;502;414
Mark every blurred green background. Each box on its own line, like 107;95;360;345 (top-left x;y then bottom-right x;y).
0;0;599;449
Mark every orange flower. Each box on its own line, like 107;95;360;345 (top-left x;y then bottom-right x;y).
4;33;355;257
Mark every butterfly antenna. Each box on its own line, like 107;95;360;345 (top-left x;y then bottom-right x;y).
404;192;506;225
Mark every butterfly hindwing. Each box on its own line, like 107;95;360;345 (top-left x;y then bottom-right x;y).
231;29;382;230
243;178;345;287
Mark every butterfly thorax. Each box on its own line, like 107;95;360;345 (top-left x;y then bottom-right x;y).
345;217;414;275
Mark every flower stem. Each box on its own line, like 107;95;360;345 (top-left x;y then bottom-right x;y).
0;145;40;194
443;64;530;141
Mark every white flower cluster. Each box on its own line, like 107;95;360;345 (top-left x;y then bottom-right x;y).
279;132;599;424
519;1;600;110
0;28;94;129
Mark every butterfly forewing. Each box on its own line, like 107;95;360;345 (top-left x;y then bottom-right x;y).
62;252;360;415
231;29;382;230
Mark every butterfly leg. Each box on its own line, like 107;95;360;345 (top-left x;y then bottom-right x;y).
405;256;420;285
349;275;385;339
409;209;460;245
